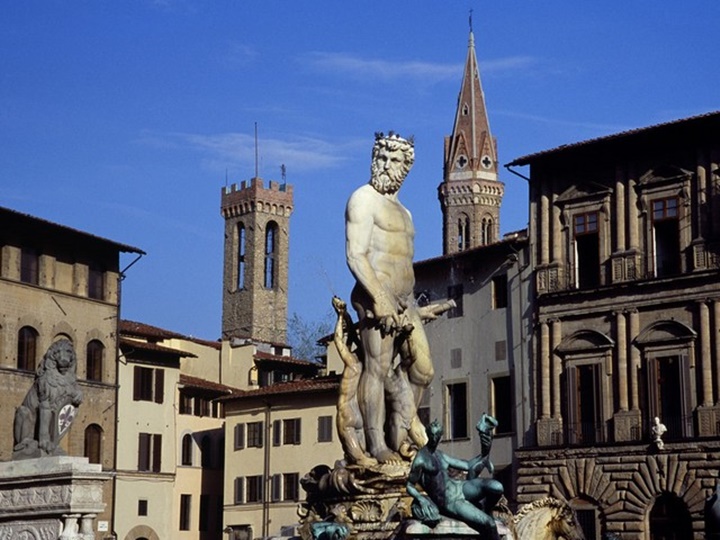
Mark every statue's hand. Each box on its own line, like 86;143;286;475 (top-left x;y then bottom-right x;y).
411;494;441;524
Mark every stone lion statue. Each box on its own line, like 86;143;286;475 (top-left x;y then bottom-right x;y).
13;339;84;460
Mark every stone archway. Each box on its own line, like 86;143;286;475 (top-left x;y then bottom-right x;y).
649;492;692;540
124;525;159;540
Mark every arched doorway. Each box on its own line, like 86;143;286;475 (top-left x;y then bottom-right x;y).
649;492;692;540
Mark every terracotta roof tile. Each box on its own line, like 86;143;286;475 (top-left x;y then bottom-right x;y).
119;337;196;358
219;376;340;401
414;230;527;268
120;319;220;349
179;374;238;394
253;351;319;368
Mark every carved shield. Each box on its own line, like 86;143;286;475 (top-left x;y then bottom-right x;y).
57;403;77;438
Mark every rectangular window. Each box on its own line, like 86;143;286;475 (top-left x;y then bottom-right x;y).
574;212;600;289
317;416;333;442
273;420;282;447
492;376;513;435
652;197;680;277
180;392;193;415
450;348;462;369
179;494;191;531
199;494;210;532
445;382;468;440
138;499;148;516
447;284;464;318
133;366;164;403
565;363;603;445
194;397;210;417
138;433;162;472
283;472;299;501
234;423;245;450
271;474;282;502
645;354;692;439
247;421;263;448
233;477;244;504
492;274;508;309
20;248;39;285
246;475;263;503
88;266;104;300
283;418;301;445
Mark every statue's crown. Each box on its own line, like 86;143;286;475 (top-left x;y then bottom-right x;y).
374;131;415;147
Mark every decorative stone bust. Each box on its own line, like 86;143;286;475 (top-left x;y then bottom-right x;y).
13;339;84;460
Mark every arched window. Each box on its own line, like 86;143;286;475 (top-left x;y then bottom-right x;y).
84;424;103;464
481;218;493;246
264;222;278;289
181;434;193;466
457;214;469;251
17;326;39;371
237;222;246;290
649;493;692;539
86;340;104;382
201;436;212;468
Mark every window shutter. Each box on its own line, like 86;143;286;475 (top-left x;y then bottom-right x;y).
234;477;244;504
152;434;162;472
257;422;264;448
295;418;302;445
138;433;150;470
133;366;142;401
234;424;245;450
271;474;282;501
273;420;281;446
680;354;693;437
154;369;164;404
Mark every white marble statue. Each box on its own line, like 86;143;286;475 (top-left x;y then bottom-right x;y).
345;132;450;464
651;416;667;450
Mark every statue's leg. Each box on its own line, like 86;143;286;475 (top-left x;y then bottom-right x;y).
403;309;434;401
453;500;499;540
13;406;33;449
357;323;398;463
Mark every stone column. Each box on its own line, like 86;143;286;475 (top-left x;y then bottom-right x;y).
551;319;562;419
552;194;562;264
627;174;639;250
540;187;550;265
700;301;714;407
629;309;640;411
540;320;551;419
615;167;626;252
616;311;628;411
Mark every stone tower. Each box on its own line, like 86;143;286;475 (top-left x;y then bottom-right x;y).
439;28;504;255
220;177;293;344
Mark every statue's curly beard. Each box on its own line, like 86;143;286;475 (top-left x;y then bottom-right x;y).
370;168;405;195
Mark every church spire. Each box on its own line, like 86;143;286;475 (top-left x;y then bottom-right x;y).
446;28;497;177
439;26;504;255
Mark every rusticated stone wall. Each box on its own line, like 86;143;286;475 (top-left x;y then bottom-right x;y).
516;441;720;538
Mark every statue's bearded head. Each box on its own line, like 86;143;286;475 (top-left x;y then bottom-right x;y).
370;132;415;194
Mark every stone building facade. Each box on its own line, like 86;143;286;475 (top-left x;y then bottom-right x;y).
414;232;532;504
0;206;144;534
220;178;293;345
508;112;720;538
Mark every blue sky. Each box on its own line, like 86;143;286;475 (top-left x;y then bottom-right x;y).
2;2;719;342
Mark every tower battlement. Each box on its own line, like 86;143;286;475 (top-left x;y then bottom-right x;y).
221;177;294;219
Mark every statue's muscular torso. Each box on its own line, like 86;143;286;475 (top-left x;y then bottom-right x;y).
346;184;415;305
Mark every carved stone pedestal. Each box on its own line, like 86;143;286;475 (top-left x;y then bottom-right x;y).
0;456;112;540
613;410;642;442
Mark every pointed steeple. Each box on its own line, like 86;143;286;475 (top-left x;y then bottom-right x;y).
439;27;504;256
